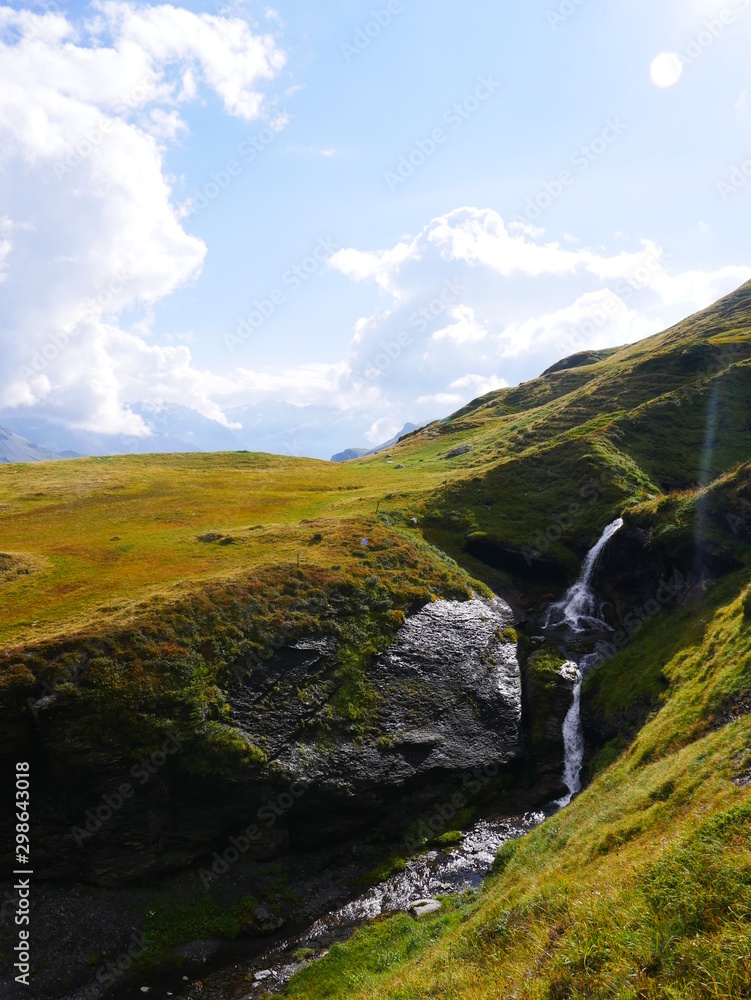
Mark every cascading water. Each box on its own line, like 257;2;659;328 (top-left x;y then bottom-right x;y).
545;517;625;631
557;667;584;806
546;518;624;806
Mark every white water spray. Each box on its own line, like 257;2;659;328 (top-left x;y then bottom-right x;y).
556;661;583;807
548;518;624;806
546;518;624;631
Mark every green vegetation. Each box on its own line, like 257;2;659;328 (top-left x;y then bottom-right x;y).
140;888;259;967
286;896;477;1000
2;283;751;650
0;526;479;767
283;572;751;999
353;855;409;890
2;282;751;996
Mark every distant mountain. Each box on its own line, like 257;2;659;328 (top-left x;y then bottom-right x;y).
0;426;64;463
0;402;370;462
0;414;201;459
331;423;422;463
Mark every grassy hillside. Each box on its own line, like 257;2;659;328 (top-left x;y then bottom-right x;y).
284;572;751;1000
1;282;751;997
2;281;750;649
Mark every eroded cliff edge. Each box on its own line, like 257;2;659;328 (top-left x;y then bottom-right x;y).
0;588;575;889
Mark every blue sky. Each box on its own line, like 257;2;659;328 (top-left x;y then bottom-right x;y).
0;0;749;456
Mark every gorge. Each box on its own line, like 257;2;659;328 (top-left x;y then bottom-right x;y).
1;283;750;999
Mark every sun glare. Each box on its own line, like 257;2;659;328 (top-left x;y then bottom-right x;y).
650;52;684;88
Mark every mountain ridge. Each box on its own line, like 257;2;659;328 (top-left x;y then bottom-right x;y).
1;282;750;999
0;425;64;463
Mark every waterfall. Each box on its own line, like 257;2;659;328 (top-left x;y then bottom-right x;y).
547;518;624;806
545;518;624;631
557;669;583;807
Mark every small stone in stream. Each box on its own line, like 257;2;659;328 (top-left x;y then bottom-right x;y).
140;989;150;994
254;970;273;982
242;904;285;936
409;898;442;919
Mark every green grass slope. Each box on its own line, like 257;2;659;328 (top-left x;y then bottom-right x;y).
1;282;751;997
1;281;749;647
284;572;751;1000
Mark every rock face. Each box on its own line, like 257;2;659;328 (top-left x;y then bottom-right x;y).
520;643;579;798
0;597;569;887
263;598;523;798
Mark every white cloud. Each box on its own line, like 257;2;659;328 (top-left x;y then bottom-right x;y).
330;207;751;431
2;0;750;471
365;417;401;446
432;305;487;345
93;1;287;121
416;392;462;406
450;373;508;395
417;374;507;410
0;2;287;434
498;290;660;360
287;145;336;157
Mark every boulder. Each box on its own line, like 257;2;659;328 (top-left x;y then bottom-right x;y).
409;898;442;919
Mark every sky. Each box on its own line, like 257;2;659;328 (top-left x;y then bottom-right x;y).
0;0;749;458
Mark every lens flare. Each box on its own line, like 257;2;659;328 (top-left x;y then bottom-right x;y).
650;52;684;88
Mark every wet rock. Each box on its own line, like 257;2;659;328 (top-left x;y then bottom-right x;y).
172;940;224;964
1;601;525;886
243;905;286;936
270;598;523;801
520;643;577;797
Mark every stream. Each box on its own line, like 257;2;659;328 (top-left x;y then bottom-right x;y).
116;521;624;1000
117;811;544;1000
544;518;625;805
